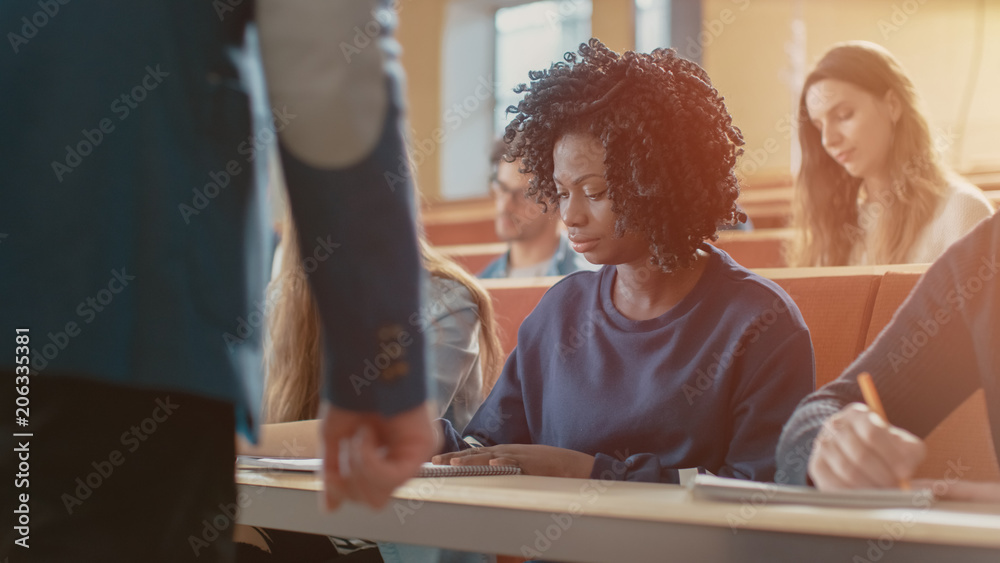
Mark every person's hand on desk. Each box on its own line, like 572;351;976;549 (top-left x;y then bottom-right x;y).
320;402;439;510
809;403;926;490
433;444;596;479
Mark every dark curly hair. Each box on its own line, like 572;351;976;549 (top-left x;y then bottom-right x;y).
504;38;746;272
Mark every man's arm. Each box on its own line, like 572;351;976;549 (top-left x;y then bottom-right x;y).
260;0;425;414
257;0;434;508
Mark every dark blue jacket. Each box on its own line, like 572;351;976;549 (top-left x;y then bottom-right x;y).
1;0;426;436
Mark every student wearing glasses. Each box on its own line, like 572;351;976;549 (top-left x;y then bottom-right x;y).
479;139;597;278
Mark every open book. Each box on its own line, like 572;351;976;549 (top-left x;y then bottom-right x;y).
690;474;934;509
237;456;522;478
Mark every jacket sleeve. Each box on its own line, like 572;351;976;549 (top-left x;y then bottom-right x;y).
259;0;425;415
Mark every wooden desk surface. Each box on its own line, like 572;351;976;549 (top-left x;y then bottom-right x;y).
236;471;1000;562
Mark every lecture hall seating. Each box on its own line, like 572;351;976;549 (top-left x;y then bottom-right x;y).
482;265;885;385
438;229;793;275
422;197;498;246
421;171;998;247
438;242;508;275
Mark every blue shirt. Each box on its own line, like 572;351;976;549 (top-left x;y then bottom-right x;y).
478;233;598;279
443;246;815;483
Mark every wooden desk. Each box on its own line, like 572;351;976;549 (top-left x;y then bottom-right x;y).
236;471;1000;562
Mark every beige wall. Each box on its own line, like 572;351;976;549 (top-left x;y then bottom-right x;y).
703;0;1000;187
399;0;1000;199
398;0;447;201
593;0;636;53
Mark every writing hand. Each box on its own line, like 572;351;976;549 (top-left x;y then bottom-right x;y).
809;403;925;490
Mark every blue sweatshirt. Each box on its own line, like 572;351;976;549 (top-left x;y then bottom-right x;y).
441;245;815;483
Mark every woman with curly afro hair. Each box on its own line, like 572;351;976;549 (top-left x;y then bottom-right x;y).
432;39;815;497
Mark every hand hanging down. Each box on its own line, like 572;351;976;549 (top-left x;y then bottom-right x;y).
433;444;596;479
320;402;440;510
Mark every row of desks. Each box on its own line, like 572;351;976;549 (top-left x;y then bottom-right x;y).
236;471;1000;562
422;189;1000;245
243;183;1000;560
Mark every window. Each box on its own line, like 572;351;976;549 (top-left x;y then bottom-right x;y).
494;1;593;136
635;0;671;54
438;0;592;200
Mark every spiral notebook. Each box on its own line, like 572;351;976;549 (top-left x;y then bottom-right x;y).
237;456;522;477
690;474;934;508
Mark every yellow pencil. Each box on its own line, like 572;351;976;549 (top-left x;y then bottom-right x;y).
857;372;910;490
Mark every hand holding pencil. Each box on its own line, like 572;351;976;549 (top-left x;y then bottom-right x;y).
807;372;927;491
857;373;910;490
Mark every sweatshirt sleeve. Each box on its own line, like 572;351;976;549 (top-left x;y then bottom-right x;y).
777;214;1000;485
437;346;533;454
589;452;680;483
721;327;815;482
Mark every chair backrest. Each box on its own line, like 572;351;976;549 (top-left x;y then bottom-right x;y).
482;267;882;389
760;268;882;388
438;242;507;276
425;218;499;246
863;270;923;348
711;228;791;269
422;198;498;246
481;277;561;357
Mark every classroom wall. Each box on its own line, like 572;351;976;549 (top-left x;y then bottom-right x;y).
399;0;1000;201
702;0;1000;187
397;0;448;202
592;0;636;53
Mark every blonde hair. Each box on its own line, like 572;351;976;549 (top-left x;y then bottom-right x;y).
787;41;950;266
262;213;504;423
